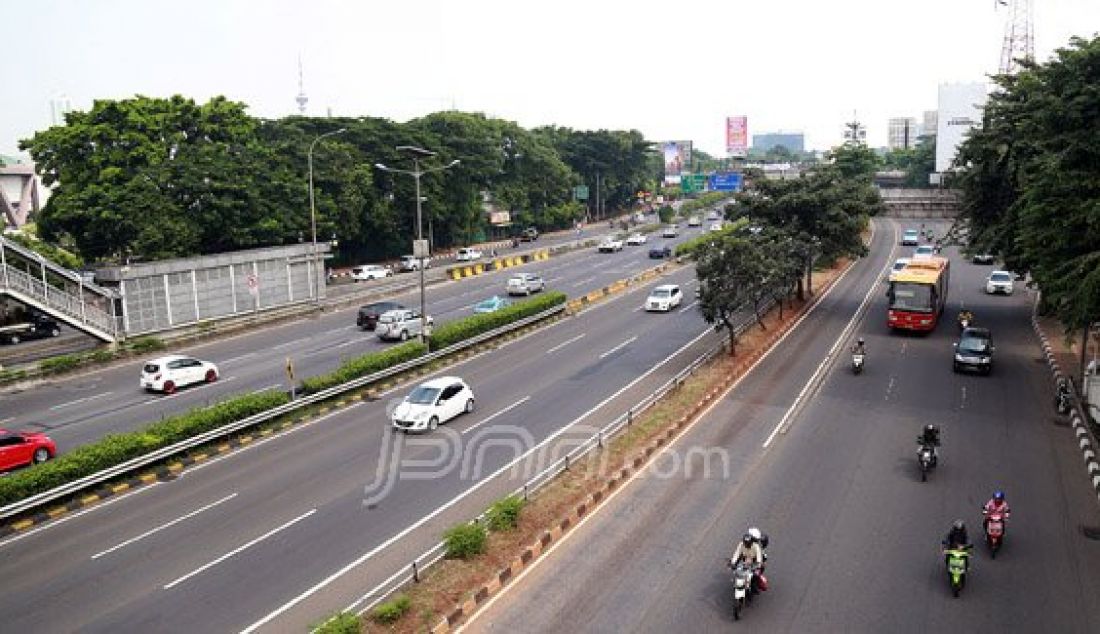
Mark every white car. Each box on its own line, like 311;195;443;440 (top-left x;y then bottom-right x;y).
391;377;475;432
399;255;429;271
376;308;434;341
687;216;702;227
888;257;911;282
662;225;679;238
912;245;936;259
598;237;624;252
507;273;545;296
645;284;683;312
625;233;647;246
708;222;724;232
901;229;921;246
706;211;720;221
141;355;219;394
351;264;392;281
986;270;1015;295
455;248;483;262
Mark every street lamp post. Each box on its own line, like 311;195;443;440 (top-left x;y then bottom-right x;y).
307;128;347;303
375;147;460;342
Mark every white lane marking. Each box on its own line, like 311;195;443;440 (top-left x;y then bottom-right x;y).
92;493;238;560
571;276;598;288
162;508;316;590
220;352;257;365
960;386;968;410
545;333;586;355
49;391;114;411
251;327;715;634
679;300;699;314
599;336;637;359
0;483;163;549
0;416;14;426
271;341;298;351
462;397;530;435
250;384;282;395
885;376;896;401
632;306;644;312
545;277;563;284
763;220;890;448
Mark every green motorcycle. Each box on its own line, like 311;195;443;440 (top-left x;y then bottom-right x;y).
944;545;973;597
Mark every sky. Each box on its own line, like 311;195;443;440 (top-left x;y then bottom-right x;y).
3;0;1099;159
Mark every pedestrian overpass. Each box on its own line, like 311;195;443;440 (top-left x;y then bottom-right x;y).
0;235;120;343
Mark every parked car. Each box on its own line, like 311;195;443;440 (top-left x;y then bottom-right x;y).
912;245;936;259
507;273;545;296
474;295;512;314
350;264;392;281
399;255;429;271
391;376;475;432
985;270;1015;295
649;244;673;259
901;229;921;246
662;225;679;238
520;227;539;242
376;309;433;341
1;313;61;345
888;257;911;282
0;429;56;472
455;248;483;262
598;237;624;252
141;355;219;394
357;301;406;330
625;233;647;246
645;284;683;312
954;327;994;374
971;252;995;264
687;216;702;227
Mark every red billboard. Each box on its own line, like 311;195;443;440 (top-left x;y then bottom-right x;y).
726;116;748;157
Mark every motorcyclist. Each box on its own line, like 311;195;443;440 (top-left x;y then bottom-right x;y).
851;337;866;357
982;490;1011;532
917;424;941;466
730;533;766;593
942;519;971;569
958;308;974;329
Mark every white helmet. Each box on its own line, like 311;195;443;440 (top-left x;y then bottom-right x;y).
748;527;762;541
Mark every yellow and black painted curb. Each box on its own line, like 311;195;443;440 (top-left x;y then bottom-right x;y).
447;250;551;280
565;263;673;314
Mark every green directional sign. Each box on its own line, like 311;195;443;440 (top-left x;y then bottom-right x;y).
680;173;707;193
573;185;589;201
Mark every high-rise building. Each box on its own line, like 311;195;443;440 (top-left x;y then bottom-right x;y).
935;82;988;173
888;117;919;150
752;132;804;153
922;110;938;138
50;94;72;126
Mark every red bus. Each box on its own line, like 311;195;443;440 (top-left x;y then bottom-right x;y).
887;256;950;331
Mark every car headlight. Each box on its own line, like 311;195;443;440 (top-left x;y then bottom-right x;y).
979;357;990;364
955;353;965;362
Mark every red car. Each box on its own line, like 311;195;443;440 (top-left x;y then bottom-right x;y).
0;429;56;472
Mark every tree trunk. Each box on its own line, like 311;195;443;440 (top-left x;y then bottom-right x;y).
754;299;767;331
795;276;805;301
723;317;737;356
776;292;785;320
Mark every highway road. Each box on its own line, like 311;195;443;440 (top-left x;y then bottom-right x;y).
0;218;691;453
468;218;1100;633
0;217;731;632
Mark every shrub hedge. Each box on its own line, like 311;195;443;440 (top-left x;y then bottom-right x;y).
300;341;427;394
0;390;289;506
444;522;487;559
40;354;82;375
315;612;362;633
371;594;412;624
486;495;525;531
428;291;567;352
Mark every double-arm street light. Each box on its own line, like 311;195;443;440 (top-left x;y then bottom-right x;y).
375;146;460;342
308;128;347;302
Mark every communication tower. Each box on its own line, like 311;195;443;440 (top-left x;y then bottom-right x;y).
295;56;309;114
998;0;1035;75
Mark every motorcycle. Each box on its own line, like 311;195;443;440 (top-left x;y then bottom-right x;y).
729;560;755;620
852;352;865;374
917;443;936;482
984;511;1006;558
944;545;972;597
1055;380;1071;414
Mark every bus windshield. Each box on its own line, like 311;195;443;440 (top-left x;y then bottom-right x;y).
890;282;934;313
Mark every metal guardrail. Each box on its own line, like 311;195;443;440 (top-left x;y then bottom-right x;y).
351;304;764;617
0;303;567;521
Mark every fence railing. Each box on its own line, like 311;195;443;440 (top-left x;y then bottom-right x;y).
1;263;118;339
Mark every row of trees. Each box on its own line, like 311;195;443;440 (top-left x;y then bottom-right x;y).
953;35;1099;343
689;143;883;352
20;97;654;263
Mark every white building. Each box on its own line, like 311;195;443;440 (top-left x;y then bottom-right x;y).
50;94;73;126
888;117;919;150
935;82;988;173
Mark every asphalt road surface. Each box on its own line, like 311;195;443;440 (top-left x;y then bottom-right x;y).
0;219;693;453
468;219;1100;634
0;220;732;632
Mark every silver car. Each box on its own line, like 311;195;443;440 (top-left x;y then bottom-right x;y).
376;308;434;341
507;273;545;296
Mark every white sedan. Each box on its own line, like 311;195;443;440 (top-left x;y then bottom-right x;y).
598;238;624;252
351;264;392;281
625;233;647;245
455;248;483;261
141;355;219;394
391;376;475;432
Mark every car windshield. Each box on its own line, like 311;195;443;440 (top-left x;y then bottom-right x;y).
916;246;933;254
651;289;671;298
893;261;908;271
509;277;524;284
143;363;160;373
990;273;1012;282
905;230;918;237
378;313;400;323
959;336;990;353
890;282;934;312
407;386;440;405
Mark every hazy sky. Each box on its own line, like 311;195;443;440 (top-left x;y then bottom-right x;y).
3;0;1098;159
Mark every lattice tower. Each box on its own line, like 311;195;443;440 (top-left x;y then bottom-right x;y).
998;0;1035;75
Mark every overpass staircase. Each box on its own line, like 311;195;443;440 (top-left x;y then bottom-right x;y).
0;235;120;342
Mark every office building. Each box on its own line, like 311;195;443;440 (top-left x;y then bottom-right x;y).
752;132;805;153
888;117;919;150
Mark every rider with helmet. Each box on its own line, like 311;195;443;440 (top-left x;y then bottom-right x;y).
730;532;766;593
982;490;1011;532
942;519;972;568
917;424;941;466
851;337;867;356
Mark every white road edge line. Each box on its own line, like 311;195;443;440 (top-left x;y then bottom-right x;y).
246;327;715;634
545;334;586;355
462;397;531;436
599;336;637;359
163;508;316;590
49;391;115;411
762;220;893;448
92;492;238;559
0;483;163;550
221;352;257;365
679;300;699;314
250;384;282;395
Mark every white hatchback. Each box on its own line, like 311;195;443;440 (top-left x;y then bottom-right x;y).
455;248;483;261
141;355;219;394
646;284;683;312
391;377;475;432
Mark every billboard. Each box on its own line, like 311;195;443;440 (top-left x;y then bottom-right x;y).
708;172;743;192
662;141;692;184
726;116;748;157
935;82;988;173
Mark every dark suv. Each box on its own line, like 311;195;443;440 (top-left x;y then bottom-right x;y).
953;327;994;374
357;301;405;330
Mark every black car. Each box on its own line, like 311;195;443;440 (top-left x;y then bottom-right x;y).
649;244;673;259
953;327;994;374
1;313;61;345
357;301;405;330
